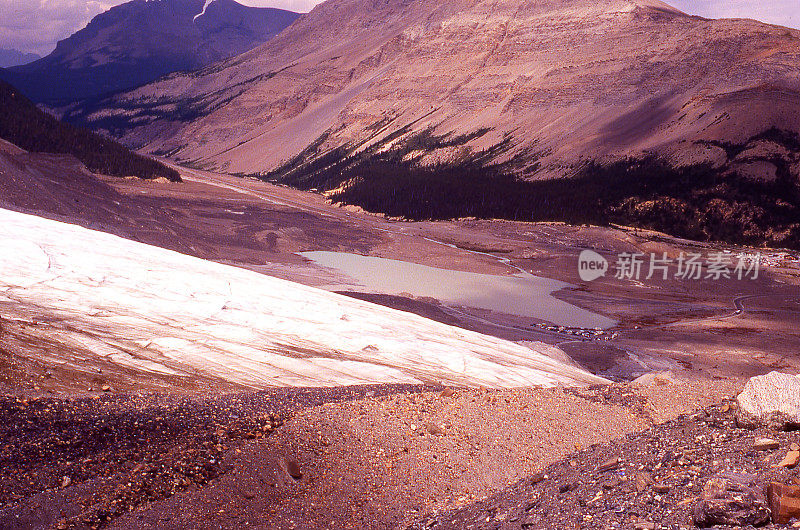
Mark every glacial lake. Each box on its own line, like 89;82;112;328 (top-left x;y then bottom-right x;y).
300;251;615;329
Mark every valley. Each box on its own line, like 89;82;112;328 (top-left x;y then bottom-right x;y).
3;0;800;527
6;161;797;394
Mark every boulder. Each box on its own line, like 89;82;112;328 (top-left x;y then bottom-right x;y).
731;161;779;183
767;482;800;524
693;472;771;528
736;372;800;430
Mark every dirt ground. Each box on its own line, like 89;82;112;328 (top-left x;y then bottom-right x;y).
0;378;739;529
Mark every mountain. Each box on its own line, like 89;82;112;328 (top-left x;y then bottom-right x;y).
0;80;179;180
0;49;40;68
67;0;800;248
0;0;300;104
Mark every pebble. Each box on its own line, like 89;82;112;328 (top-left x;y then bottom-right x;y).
753;438;780;451
598;457;619;472
634;472;654;492
426;422;444;436
653;483;670;494
285;458;302;480
777;450;800;469
61;476;71;488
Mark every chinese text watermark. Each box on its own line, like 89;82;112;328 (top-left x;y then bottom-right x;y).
578;250;760;282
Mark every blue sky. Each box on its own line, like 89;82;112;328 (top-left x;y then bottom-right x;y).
0;0;798;56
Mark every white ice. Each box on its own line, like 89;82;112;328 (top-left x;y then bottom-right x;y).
0;208;607;389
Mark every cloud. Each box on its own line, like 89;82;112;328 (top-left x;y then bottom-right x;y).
669;0;799;29
0;0;119;55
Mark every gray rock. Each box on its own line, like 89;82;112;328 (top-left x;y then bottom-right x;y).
693;472;771;528
736;372;800;430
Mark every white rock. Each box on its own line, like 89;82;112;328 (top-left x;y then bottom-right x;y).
736;372;800;429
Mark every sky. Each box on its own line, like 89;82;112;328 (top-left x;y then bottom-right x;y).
0;0;798;56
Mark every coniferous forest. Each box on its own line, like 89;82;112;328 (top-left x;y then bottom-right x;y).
0;80;180;181
266;128;800;250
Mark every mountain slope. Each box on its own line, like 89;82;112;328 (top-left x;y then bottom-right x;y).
71;0;800;170
0;0;300;104
0;49;40;68
68;0;800;246
0;207;606;389
0;80;179;180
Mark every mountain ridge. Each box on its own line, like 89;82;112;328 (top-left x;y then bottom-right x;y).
0;0;300;104
0;49;40;68
64;0;800;247
70;0;800;173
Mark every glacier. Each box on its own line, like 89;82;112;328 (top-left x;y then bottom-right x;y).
0;208;607;389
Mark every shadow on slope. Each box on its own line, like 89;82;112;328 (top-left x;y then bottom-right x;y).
265;126;800;250
0;81;179;181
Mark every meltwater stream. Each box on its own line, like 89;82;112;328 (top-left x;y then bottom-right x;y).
300;251;615;330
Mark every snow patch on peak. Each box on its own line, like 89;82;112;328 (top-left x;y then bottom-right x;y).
193;0;215;22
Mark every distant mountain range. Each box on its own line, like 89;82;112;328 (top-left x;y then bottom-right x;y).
65;0;800;248
0;49;40;68
0;80;178;181
0;0;300;104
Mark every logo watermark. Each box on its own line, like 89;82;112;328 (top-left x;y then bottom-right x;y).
578;250;609;282
578;251;761;282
